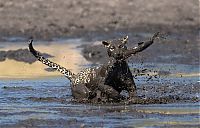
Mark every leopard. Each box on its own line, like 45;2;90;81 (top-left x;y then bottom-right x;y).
28;32;160;102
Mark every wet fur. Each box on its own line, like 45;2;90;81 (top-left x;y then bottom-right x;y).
28;32;160;102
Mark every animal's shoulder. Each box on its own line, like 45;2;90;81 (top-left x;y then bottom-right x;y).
73;66;102;85
79;66;101;75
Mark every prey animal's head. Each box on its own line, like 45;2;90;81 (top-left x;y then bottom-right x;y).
102;36;129;60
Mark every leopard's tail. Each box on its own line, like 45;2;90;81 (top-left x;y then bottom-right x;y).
28;39;76;82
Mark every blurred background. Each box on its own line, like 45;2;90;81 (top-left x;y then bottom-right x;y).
0;0;198;39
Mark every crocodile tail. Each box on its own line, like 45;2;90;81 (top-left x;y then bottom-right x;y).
28;39;75;82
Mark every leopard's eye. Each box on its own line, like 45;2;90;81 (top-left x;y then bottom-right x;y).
119;45;127;49
109;46;115;51
120;45;124;48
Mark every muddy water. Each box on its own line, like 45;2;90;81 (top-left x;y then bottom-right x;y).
0;39;199;127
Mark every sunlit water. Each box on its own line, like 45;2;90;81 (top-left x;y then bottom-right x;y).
0;39;199;127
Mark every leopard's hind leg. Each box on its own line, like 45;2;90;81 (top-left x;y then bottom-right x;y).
123;78;137;98
98;83;125;101
71;84;95;101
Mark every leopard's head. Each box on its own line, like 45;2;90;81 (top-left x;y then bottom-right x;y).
102;36;129;60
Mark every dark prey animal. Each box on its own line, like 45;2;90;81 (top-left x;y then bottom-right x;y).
28;32;160;102
100;32;160;100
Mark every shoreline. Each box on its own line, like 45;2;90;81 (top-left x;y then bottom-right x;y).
0;24;198;42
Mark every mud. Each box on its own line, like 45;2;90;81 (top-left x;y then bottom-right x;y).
0;39;199;127
0;49;53;64
0;40;199;128
0;76;199;127
24;83;199;105
2;85;34;91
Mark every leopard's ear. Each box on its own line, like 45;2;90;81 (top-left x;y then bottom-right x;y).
102;41;110;48
121;35;128;44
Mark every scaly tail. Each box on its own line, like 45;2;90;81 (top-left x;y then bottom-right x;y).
28;39;75;82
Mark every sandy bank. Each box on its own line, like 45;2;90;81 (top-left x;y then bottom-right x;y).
0;43;89;78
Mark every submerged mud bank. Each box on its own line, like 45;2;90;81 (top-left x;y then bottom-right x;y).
0;48;53;64
24;82;199;105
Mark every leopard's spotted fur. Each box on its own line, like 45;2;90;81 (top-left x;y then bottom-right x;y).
28;32;160;102
29;41;100;86
29;41;118;101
